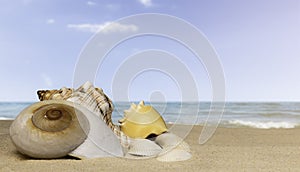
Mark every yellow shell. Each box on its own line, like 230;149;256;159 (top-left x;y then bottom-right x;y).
119;101;167;139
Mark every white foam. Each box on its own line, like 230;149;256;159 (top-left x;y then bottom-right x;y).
0;117;14;120
229;120;298;129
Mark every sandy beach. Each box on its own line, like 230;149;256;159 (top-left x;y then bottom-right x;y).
1;120;300;171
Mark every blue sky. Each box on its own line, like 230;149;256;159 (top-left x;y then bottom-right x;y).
0;0;299;102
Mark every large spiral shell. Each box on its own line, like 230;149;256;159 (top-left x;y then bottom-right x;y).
9;100;90;158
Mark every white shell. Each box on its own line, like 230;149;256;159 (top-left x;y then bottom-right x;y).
156;149;192;162
155;132;192;162
60;82;124;158
155;132;191;151
126;139;162;157
69;105;124;158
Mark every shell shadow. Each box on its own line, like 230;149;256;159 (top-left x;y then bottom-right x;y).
13;150;81;160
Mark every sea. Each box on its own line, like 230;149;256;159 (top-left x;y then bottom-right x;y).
1;102;300;129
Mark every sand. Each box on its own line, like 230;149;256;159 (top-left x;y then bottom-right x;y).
1;120;300;172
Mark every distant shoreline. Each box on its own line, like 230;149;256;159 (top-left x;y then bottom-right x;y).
2;102;300;129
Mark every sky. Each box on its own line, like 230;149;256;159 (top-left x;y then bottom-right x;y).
0;0;299;102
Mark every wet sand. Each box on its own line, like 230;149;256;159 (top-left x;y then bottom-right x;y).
1;120;300;171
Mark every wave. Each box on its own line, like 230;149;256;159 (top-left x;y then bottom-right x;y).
0;117;14;120
228;120;299;129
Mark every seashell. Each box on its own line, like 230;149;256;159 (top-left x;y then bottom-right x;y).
36;81;133;149
155;132;191;151
10;82;124;159
68;103;124;159
155;132;192;162
9;100;89;158
37;87;73;101
119;101;168;139
156;149;192;162
39;81;115;132
126;139;162;158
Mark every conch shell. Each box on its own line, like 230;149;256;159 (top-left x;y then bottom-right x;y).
9;82;123;159
119;101;168;139
37;87;73;101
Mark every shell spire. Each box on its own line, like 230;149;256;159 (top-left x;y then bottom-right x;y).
138;100;145;106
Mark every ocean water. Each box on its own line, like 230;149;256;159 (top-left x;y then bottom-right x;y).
1;102;300;129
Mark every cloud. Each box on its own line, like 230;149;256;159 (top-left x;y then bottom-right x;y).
46;19;55;24
105;4;120;10
67;22;138;34
138;0;153;7
41;74;53;87
87;1;96;6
